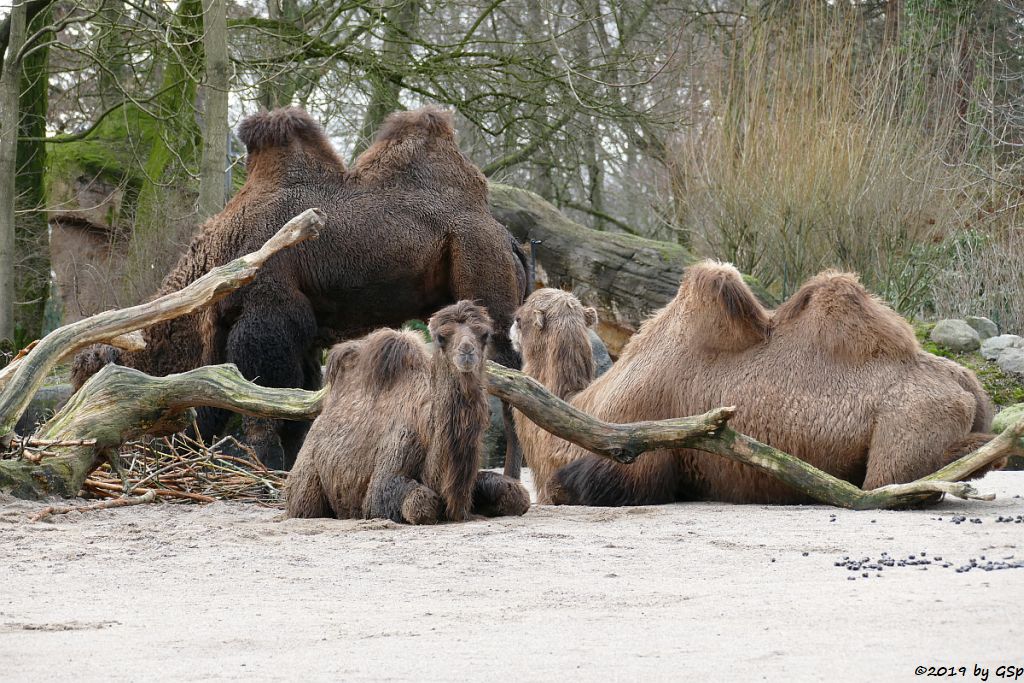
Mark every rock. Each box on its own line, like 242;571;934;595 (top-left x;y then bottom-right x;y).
964;316;998;340
14;384;73;434
929;319;980;353
992;403;1024;471
981;334;1024;361
996;348;1024;376
993;403;1024;433
590;329;613;377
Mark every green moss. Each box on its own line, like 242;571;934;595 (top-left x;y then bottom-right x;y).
914;321;1024;407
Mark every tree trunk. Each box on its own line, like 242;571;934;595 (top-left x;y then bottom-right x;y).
488;182;775;354
354;0;420;155
14;4;51;338
198;0;229;220
0;0;26;342
129;0;203;292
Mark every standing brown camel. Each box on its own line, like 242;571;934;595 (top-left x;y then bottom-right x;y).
71;107;528;471
286;301;530;523
513;262;999;506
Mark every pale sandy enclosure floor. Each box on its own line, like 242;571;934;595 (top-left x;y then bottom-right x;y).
2;470;1024;682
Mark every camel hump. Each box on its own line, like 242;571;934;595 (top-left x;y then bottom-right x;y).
360;329;430;392
237;107;330;154
373;106;456;145
324;339;365;391
682;260;770;353
774;270;918;363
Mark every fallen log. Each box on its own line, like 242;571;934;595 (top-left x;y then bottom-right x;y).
488;183;775;353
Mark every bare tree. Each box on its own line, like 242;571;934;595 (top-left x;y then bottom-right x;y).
0;0;28;342
199;0;230;219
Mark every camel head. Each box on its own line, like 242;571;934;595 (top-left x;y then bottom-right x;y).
511;289;598;399
511;289;597;358
429;300;494;374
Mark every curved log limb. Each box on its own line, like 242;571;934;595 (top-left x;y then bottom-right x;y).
0;331;145;393
485;362;735;463
0;363;324;499
691;428;1011;510
2;355;1021;508
0;208;325;438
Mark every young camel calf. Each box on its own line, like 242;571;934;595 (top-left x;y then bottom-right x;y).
287;301;530;523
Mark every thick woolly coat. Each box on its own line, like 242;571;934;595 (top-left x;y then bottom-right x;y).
518;262;995;505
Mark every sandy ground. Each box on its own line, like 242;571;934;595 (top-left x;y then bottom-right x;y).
2;470;1023;682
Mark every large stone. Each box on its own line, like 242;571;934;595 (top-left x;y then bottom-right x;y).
993;403;1024;471
589;329;613;376
980;334;1024;361
996;348;1024;376
964;316;998;340
929;319;981;353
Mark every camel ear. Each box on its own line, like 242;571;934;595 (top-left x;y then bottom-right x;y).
583;307;598;328
533;309;546;330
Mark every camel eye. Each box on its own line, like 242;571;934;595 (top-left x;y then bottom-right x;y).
435;333;447;347
481;332;491;344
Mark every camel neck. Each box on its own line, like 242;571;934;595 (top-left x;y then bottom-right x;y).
426;359;487;521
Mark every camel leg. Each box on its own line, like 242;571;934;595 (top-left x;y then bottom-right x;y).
285;459;332;518
501;403;523;479
226;286;317;470
471;470;530;517
366;474;442;525
864;387;975;490
277;347;323;465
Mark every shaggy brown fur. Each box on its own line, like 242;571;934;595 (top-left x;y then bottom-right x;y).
509;288;598;503
71;106;528;470
286;301;530;523
516;261;1000;506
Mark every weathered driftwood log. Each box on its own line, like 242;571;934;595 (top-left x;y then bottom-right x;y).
488;183;775;353
0;207;325;441
0;363;324;498
0;331;145;393
3;357;1019;510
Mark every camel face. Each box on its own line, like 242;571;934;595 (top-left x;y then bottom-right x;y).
429;301;494;375
513;288;598;371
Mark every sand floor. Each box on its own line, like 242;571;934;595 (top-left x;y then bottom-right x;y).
2;470;1023;682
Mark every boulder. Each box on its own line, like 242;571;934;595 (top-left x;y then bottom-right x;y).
996;348;1024;376
964;316;998;340
929;319;981;353
981;334;1024;361
589;329;613;376
992;403;1024;471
